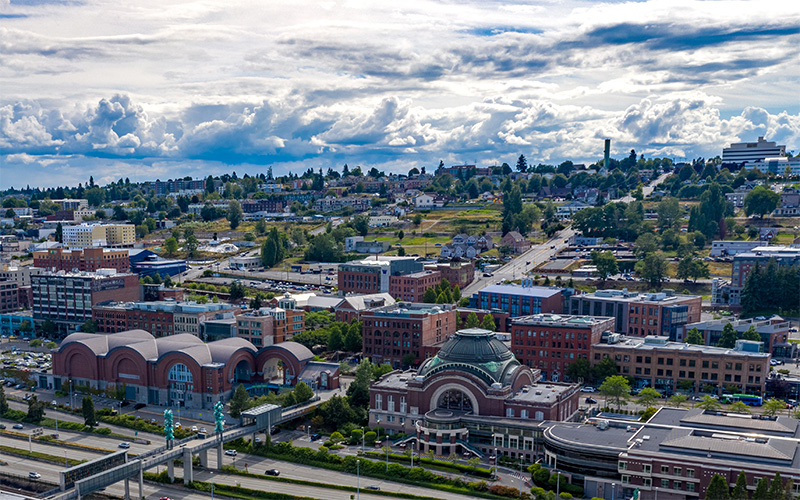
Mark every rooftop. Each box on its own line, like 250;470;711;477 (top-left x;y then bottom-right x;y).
365;302;451;317
581;289;700;303
509;383;576;404
478;284;562;299
595;336;770;358
512;313;614;327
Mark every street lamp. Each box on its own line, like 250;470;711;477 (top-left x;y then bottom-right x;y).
377;417;387;472
361;426;365;452
356;459;360;500
410;440;415;469
611;482;616;500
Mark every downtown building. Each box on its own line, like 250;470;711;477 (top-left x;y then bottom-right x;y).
678;316;794;358
568;289;701;341
470;283;565;317
33;247;130;273
361;302;458;368
510;314;615;382
62;223;136;248
337;256;424;294
711;245;800;306
721;136;786;166
92;299;241;338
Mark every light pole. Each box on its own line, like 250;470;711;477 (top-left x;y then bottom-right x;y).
361;426;365;452
611;482;616;500
356;459;360;500
655;486;658;500
377;417;387;472
410;440;415;469
519;460;523;498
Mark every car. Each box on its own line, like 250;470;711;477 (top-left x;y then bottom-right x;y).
134;403;146;410
585;397;597;404
23;393;31;401
264;469;280;476
29;472;41;479
150;418;158;424
159;497;173;500
0;424;5;430
270;427;280;435
225;449;237;456
119;442;131;449
200;427;208;434
13;424;23;429
580;386;596;393
482;273;493;277
366;486;381;491
310;433;322;441
191;426;199;432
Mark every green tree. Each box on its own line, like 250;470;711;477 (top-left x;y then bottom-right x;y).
398;230;404;241
565;358;592;383
742;326;761;342
55;222;63;243
402;353;416;368
229;384;250;418
728;401;751;414
80;320;98;333
343;322;362;352
255;219;267;236
592;357;618;382
637;387;661;407
591;250;619;283
328;327;344;351
412;213;423;225
763;398;786;417
685;327;704;345
227;200;243;229
717;323;738;348
705;474;731;500
635;252;667;287
768;472;784;500
164;237;179;256
0;384;8;414
599;375;630;410
185;234;199;257
205;175;216;194
634;233;659;258
668;394;688;408
17;320;33;337
347;359;374;408
228;281;246;302
744;185;780;218
293;381;314;404
422;287;437;303
321;395;356;430
731;470;748;500
753;477;769;500
351;214;370;237
25;395;45;424
465;312;480;329
656;197;681;230
82;395;97;427
479;314;496;331
694;395;721;411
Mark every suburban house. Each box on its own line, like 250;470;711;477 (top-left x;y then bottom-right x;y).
500;231;531;254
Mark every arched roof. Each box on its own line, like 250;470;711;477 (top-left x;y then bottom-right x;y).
60;330;156;356
258;341;313;363
417;328;521;387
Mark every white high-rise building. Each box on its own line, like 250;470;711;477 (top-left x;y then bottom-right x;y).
722;136;786;165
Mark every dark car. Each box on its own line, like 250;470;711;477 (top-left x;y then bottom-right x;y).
270;427;280;435
310;433;322;441
366;486;381;491
264;469;280;476
585;397;597;405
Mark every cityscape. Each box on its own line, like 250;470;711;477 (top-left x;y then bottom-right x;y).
1;2;800;500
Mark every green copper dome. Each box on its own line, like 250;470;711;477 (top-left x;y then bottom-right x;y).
417;328;521;386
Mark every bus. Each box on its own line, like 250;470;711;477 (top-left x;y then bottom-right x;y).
726;394;763;406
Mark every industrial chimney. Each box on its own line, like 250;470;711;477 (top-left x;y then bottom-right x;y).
603;139;611;170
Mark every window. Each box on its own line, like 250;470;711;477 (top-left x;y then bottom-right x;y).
521;409;529;419
686;483;695;492
661;479;670;488
661;466;669;474
643;464;652;474
506;408;514;417
674;467;681;476
674;481;682;490
686;469;694;478
643;478;652;487
618;461;628;471
621;475;630;484
375;394;382;410
168;363;193;383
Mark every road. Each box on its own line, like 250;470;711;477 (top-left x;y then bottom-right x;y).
612;172;670;203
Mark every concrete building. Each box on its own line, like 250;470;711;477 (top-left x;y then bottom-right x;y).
334;293;396;323
314;197;371;212
32;270;140;336
569;289;702;341
369;215;397;227
93;300;241;338
33;247;130;273
388;270;441;302
511;314;615;382
229;256;262;270
680;316;793;357
361;302;458;368
712;245;800;305
0;266;44;287
52;199;89;210
62;224;135;248
708;240;763;257
53;330;339;408
337;257;423;294
471;283;564;317
722;136;786;165
591;335;770;395
369;328;580;462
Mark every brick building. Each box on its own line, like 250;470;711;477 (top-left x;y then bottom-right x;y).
0;279;20;314
569;289;701;340
33;247;130;273
389;270;441;302
591;335;770;395
427;260;475;288
32;270;139;336
471;284;564;317
240;199;285;214
679;316;792;356
511;314;615;382
93;300;241;337
361;302;458;368
337;257;423;294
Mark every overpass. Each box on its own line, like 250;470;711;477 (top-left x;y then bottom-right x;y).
48;402;301;500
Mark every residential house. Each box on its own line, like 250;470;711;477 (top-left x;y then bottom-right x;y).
499;231;531;254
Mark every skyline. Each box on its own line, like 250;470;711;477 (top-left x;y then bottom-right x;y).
1;0;800;189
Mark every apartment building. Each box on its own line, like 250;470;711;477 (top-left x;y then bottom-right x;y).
510;314;615;382
33;247;130;273
569;289;702;341
361;302;457;368
337;257;423;294
62;224;135;248
470;283;564;317
679;316;792;356
591;336;769;395
0;265;43;287
93;300;241;337
388;270;441;302
32;270;140;335
51;199;89;210
0;279;20;314
235;305;304;346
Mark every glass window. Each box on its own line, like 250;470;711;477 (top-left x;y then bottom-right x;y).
168;363;193;383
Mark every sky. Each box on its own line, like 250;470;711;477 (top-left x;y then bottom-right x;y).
1;0;799;189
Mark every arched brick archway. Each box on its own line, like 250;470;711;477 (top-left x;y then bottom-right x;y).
104;347;148;387
153;353;202;389
428;381;482;416
59;345;98;381
255;344;309;386
225;349;256;389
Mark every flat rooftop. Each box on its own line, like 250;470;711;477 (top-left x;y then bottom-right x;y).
581;289;700;304
368;302;452;317
512;313;614;327
595;336;770;358
546;421;639;451
478;284;561;299
509;383;576;404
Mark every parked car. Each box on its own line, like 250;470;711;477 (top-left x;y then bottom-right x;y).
580;386;596;393
585;397;597;404
264;469;280;476
366;486;381;491
0;424;5;430
310;433;322;441
191;426;199;432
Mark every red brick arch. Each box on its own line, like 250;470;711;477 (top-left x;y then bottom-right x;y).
152;353;203;390
103;347;148;385
225;349;257;390
255;346;306;385
58;344;98;380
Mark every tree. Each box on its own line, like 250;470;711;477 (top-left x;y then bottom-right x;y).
397;230;405;241
731;471;748;500
39;319;56;336
0;384;8;415
591;251;619;283
685;327;704;345
744;185;780;218
80;320;98;333
767;472;784;500
422;287;437;303
293;381;314;404
763;398;786;417
635;252;667;287
402;353;416;368
17;320;33;337
634;233;659;258
656;197;681;230
164;237;179;256
465;312;480;329
753;477;769;500
599;375;630;410
228;281;246;301
694;395;721;411
347;359;374;408
592;357;618;382
480;314;496;332
229;384;250;418
82;395;97;427
565;358;592;383
343;322;362;352
185;234;199;257
717;323;738;349
227;200;243;229
328;327;344;351
25;395;45;424
55;222;63;243
637;388;661;407
351;214;370;236
742;326;761;342
516;154;528;173
321;395;355;430
668;394;688;408
412;213;423;225
705;474;731;500
728;401;751;414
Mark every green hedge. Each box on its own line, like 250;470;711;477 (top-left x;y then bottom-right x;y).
96;413;193;439
0;443;84;466
362;450;493;478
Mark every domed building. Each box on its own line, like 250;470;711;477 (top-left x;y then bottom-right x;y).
369;328;580;463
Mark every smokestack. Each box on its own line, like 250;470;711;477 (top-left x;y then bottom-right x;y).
603;139;611;170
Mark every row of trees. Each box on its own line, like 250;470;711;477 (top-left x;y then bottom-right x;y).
291;318;363;354
706;471;795;500
421;278;461;305
228;381;316;419
740;260;800;314
685;324;761;349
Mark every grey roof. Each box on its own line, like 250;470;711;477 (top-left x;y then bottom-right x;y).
546;422;636;451
299;361;339;380
660;434;794;462
338;293;396;311
479;284;561;298
680;411;797;435
260;341;313;363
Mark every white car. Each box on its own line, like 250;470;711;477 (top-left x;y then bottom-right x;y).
580;387;596;393
119;442;131;449
29;472;41;479
224;449;237;456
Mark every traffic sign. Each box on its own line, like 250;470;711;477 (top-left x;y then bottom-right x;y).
31;427;43;437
